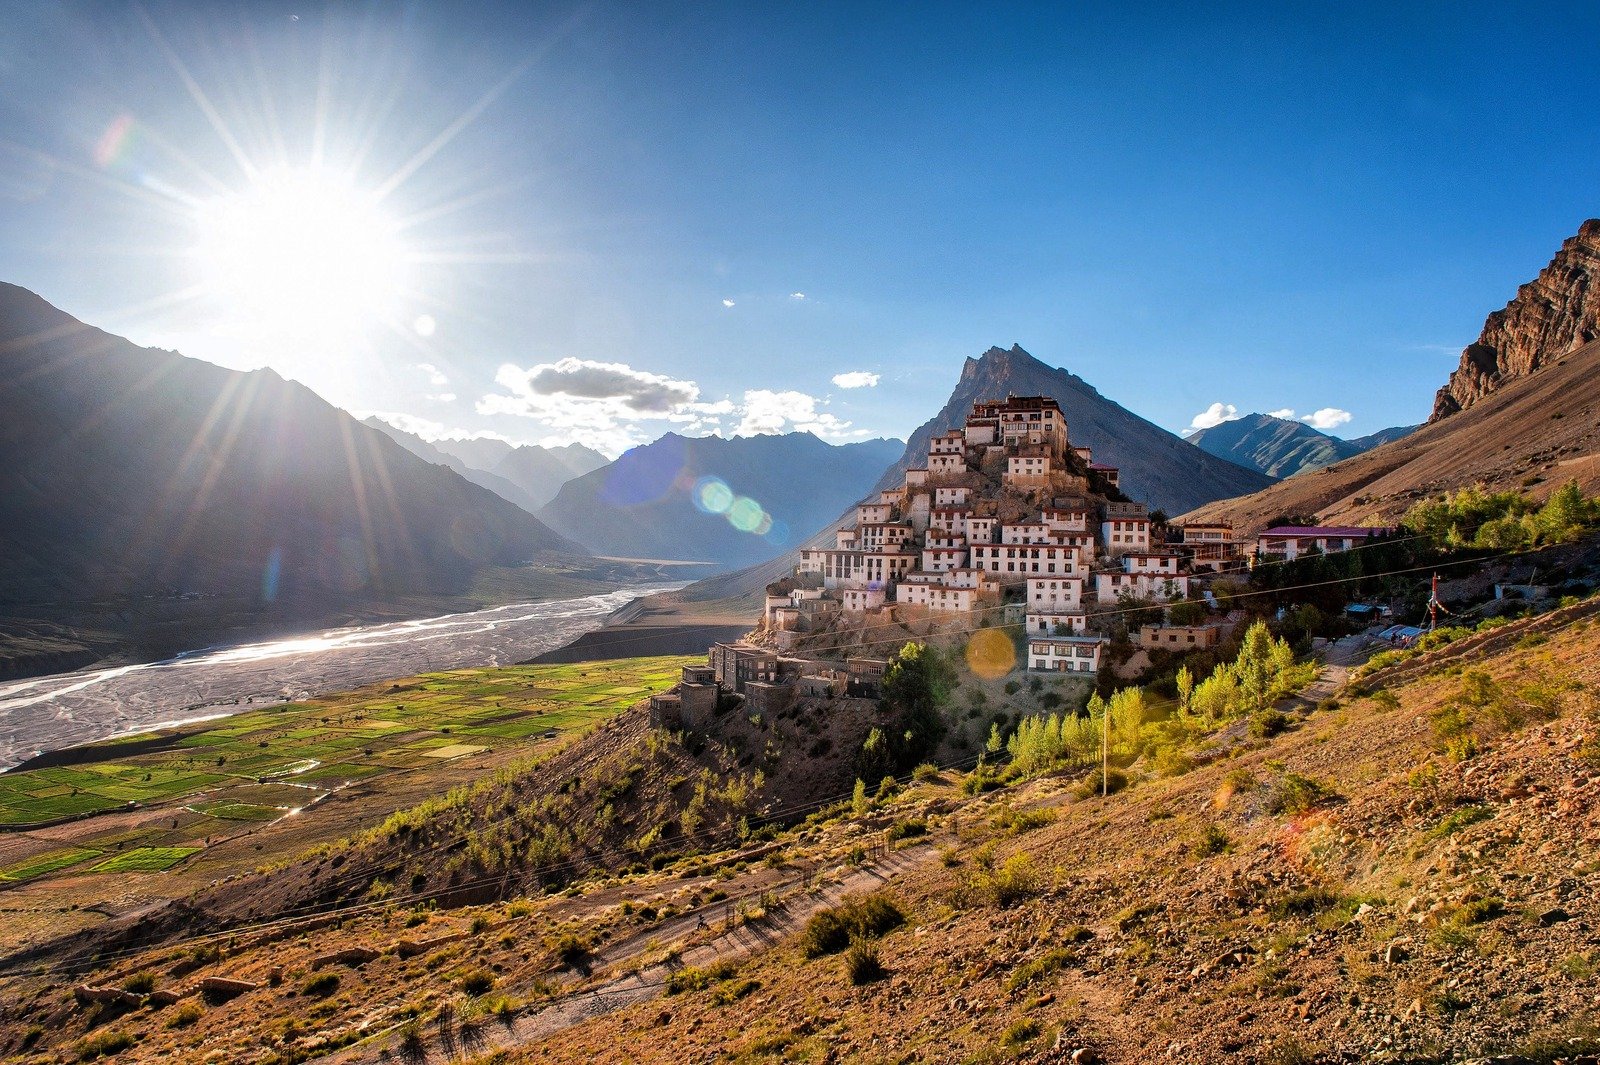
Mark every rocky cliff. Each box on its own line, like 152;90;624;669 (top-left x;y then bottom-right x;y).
1431;219;1600;421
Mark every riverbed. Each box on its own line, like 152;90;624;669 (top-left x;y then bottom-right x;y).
0;586;677;769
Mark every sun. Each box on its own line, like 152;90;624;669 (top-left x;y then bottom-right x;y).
194;167;408;341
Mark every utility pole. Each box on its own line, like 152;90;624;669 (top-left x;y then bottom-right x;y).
1427;573;1440;633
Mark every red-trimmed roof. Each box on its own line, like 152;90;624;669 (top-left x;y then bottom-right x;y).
1259;526;1395;537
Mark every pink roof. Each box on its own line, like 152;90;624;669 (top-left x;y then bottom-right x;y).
1260;526;1395;538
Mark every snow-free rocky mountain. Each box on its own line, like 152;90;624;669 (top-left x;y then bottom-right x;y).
650;343;1276;613
1186;412;1417;479
0;283;581;615
875;344;1273;514
1183;220;1600;534
537;432;904;569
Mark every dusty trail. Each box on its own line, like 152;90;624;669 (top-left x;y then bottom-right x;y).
315;843;937;1065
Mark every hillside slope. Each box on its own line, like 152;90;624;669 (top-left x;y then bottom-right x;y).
0;283;581;614
538;432;903;568
1182;337;1600;536
1187;413;1365;478
490;602;1600;1064
1432;218;1600;420
875;345;1273;514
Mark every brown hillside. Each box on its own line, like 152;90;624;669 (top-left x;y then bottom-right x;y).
1431;219;1600;421
1181;336;1600;536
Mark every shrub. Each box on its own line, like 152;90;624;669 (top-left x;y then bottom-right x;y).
992;806;1056;835
1269;887;1343;919
76;1031;134;1061
799;893;905;958
844;940;885;984
300;972;340;998
1250;710;1291;738
912;762;940;783
121;971;155;994
1193;824;1231;858
165;1003;203;1030
1268;773;1336;815
886;818;927;842
665;961;737;995
1453;896;1506;925
981;854;1040;907
551;932;590;966
1001;1018;1041;1049
458;968;495;996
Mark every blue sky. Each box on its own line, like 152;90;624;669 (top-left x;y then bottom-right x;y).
2;1;1597;455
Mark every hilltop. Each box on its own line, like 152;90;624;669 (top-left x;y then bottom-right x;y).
878;345;1273;515
1183;221;1600;536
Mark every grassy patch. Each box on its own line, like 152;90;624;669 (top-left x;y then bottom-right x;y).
90;847;201;873
1429;804;1494;838
0;846;103;882
799;893;905;958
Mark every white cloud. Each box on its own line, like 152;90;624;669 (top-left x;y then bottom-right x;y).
735;389;872;441
428;392;457;404
831;371;880;389
1266;408;1296;420
1300;407;1353;430
418;362;449;386
721;299;735;308
1186;402;1241;432
790;292;806;301
475;358;880;455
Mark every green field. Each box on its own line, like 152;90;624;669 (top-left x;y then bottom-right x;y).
0;656;696;834
0;846;103;882
90;847;202;873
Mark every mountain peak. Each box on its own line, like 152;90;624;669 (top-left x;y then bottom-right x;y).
1431;219;1600;421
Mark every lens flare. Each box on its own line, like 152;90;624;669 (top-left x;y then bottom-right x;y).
694;476;734;514
727;496;765;532
764;518;791;545
965;628;1016;680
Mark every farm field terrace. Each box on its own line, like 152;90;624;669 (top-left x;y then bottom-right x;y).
0;656;695;906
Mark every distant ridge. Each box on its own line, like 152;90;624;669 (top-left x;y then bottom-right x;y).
537;432;904;569
1184;221;1600;534
1187;413;1417;479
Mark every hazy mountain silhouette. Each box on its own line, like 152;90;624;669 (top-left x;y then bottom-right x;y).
0;283;581;615
538;432;903;568
1186;412;1417;478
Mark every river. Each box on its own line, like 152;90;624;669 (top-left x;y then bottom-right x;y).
0;586;676;770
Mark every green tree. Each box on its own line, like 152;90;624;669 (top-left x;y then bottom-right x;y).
1175;664;1195;719
873;642;956;772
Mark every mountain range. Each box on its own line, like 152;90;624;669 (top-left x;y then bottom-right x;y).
361;417;607;514
0;284;580;620
536;432;905;568
1186;412;1417;479
874;344;1272;515
1183;219;1600;533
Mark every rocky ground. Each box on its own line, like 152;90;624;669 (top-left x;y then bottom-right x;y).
4;605;1598;1065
